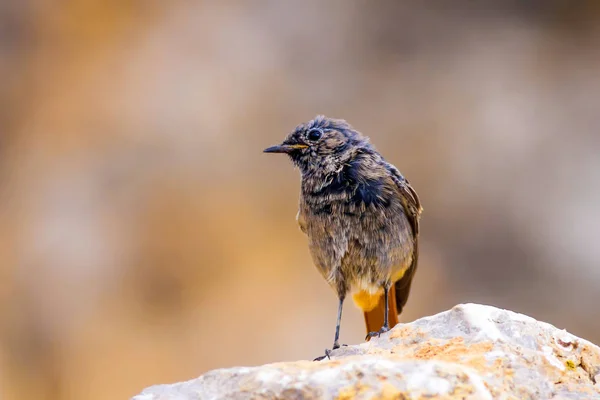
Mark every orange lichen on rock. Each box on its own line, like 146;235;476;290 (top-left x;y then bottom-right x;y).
402;337;494;375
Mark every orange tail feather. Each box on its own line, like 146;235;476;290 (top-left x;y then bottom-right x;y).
363;285;399;337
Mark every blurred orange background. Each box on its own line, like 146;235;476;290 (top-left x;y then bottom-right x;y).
2;1;600;399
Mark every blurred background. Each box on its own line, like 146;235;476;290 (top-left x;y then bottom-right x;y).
2;1;600;399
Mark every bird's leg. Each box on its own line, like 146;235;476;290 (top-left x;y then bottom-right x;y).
314;296;345;361
365;284;391;340
332;295;344;349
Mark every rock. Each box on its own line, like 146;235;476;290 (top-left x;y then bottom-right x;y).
132;304;600;399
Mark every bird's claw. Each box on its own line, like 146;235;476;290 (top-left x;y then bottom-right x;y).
313;343;347;361
313;349;332;361
365;326;389;341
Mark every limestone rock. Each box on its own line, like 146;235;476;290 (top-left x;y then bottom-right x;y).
132;304;600;399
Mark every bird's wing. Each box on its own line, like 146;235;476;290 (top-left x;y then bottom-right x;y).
364;164;423;337
387;165;422;236
387;164;422;314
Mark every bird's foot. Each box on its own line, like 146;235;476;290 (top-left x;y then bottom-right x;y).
365;326;389;341
313;349;332;361
313;343;346;361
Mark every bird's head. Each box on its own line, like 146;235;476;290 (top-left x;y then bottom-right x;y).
264;115;371;175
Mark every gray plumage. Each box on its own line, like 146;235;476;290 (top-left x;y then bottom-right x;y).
264;115;422;355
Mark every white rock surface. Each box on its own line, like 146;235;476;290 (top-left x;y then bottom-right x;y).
133;304;600;399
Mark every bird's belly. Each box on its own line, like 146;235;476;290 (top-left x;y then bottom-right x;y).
340;231;412;281
347;264;409;291
343;237;412;311
343;255;389;312
348;263;410;311
302;201;413;294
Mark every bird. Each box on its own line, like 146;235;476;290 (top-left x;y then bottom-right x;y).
263;115;422;359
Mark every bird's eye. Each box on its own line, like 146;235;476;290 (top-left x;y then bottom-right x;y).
307;129;322;141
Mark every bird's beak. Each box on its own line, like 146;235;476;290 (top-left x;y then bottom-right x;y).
263;143;308;153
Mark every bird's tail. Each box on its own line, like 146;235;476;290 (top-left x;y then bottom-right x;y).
363;285;399;336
